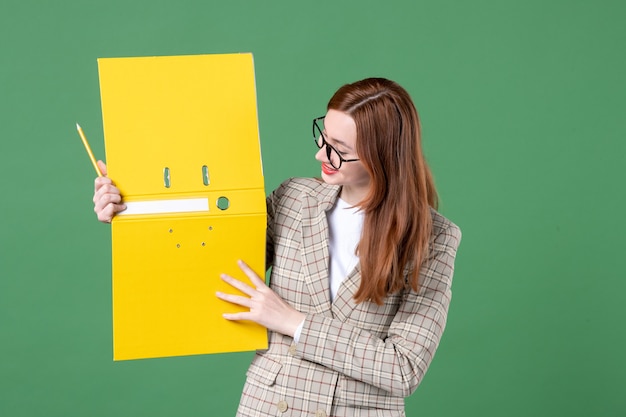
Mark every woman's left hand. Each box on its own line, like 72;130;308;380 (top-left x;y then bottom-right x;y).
217;260;306;338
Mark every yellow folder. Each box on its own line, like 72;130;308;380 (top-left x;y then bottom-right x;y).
98;53;268;361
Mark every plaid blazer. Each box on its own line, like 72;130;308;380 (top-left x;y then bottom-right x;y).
237;178;461;417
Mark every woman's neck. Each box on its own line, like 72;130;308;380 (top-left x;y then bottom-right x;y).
339;185;368;206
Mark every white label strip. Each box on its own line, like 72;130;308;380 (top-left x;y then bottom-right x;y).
118;198;209;216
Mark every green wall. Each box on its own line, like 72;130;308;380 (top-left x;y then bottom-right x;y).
1;1;624;416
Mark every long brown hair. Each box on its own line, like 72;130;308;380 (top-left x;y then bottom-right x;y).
327;78;438;304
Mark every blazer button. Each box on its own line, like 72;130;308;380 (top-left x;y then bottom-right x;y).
277;400;288;413
288;344;297;355
315;410;327;417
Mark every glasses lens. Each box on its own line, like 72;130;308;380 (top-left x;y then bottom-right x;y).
322;141;339;169
313;122;323;149
313;118;341;169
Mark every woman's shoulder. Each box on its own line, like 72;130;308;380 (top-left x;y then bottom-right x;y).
429;208;462;249
277;177;336;193
270;177;340;203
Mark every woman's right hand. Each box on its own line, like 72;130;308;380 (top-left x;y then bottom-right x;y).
93;160;126;223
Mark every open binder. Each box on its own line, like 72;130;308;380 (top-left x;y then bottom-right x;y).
98;53;268;360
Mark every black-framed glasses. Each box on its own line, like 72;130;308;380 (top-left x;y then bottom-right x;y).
312;116;360;170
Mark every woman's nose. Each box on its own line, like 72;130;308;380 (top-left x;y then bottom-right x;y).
314;146;327;162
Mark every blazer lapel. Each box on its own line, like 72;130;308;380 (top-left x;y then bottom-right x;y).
331;265;361;320
299;182;340;315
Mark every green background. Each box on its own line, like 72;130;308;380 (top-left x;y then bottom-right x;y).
1;0;624;416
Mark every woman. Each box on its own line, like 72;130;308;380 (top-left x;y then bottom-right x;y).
94;78;461;417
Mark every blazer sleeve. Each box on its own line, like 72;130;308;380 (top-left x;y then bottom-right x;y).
265;182;285;270
294;221;461;397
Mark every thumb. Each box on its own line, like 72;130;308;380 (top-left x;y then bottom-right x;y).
97;160;108;177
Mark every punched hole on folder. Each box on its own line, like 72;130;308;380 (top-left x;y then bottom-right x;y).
216;196;230;210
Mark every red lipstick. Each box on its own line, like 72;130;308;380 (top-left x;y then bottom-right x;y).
321;163;338;175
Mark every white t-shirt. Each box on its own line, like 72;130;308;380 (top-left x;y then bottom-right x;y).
326;197;364;302
293;197;364;343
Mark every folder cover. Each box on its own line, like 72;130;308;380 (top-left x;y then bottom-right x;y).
98;53;268;360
